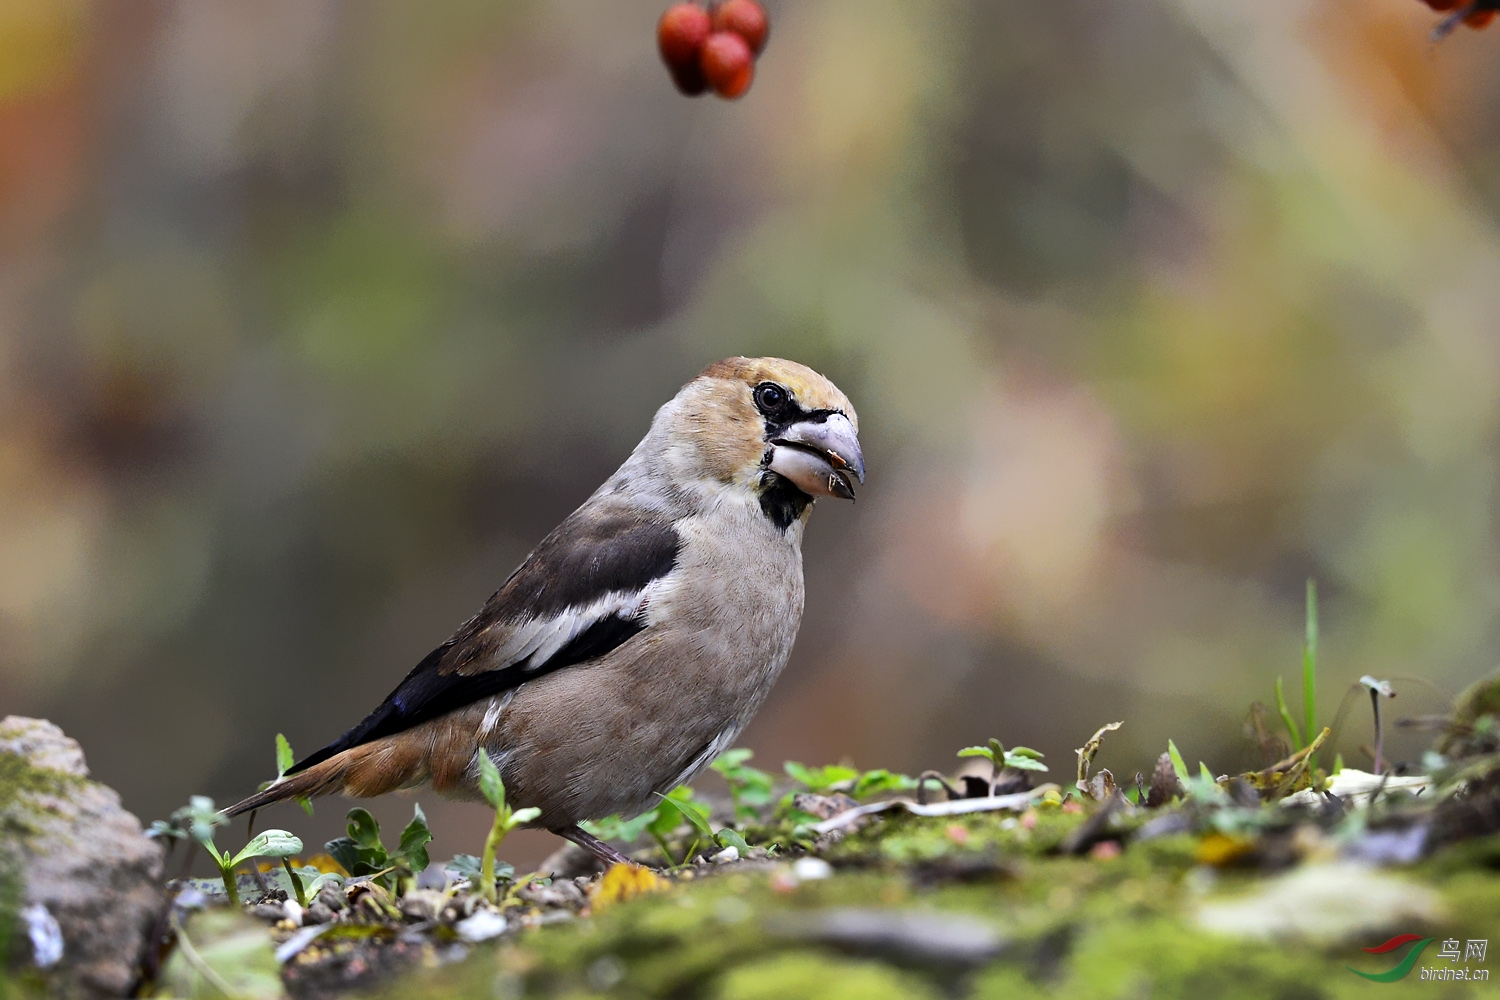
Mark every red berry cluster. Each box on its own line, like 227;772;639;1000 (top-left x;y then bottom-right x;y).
1422;0;1497;30
657;1;769;100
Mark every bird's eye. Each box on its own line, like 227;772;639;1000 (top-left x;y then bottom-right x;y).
754;382;788;414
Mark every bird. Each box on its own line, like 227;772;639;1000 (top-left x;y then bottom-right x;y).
226;357;863;868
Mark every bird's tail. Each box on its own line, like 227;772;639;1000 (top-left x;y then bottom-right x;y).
223;739;429;818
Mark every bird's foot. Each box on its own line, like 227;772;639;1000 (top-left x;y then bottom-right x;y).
554;824;637;869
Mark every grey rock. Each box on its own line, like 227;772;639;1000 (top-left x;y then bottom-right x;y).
1;716;164;997
304;902;337;925
774;908;1006;968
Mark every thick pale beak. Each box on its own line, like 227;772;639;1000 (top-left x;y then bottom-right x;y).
767;412;865;500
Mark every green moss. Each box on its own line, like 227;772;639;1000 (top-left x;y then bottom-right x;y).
367;797;1500;1000
711;951;940;1000
0;748;87;967
0;751;80;815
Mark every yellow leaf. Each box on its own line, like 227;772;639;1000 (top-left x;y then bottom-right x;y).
1195;832;1254;867
590;863;662;910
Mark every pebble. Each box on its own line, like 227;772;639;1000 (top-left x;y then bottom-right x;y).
454;909;508;943
791;858;832;881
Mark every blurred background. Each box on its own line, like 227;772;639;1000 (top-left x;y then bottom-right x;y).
3;0;1500;865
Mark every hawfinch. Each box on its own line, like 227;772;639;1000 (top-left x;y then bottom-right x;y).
227;357;863;866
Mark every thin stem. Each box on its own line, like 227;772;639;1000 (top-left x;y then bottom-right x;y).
172;918;243;999
218;857;241;908
1303;579;1318;765
1371;688;1385;776
650;830;680;867
479;810;506;905
282;858;307;908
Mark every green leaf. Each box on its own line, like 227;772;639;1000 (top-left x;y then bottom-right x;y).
647;788;697;842
268;865;342;900
476;752;505;810
345;808;383;851
782;761;818;786
1166;740;1190;784
711;748;755;773
297;797;315;817
325;835;386;877
656;787;716;842
510;807;541;825
275;733;294;779
446;853;513;885
396;804;432;874
715;827;751;853
173;796;226;848
147;818;187;841
231;829;304;868
583;808;661;844
851;769;918;799
782;763;858;793
446;854;482;881
958;746;997;762
1004;753;1049;773
1303;578;1318;762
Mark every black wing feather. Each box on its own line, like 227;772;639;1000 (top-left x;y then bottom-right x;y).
289;513;677;774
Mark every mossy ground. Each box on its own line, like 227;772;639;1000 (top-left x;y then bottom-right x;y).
377;809;1500;1000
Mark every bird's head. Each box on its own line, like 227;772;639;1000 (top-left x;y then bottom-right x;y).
657;357;863;519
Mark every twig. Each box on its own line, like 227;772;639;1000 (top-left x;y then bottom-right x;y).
812;786;1058;834
915;770;961;806
171;916;243;999
1360;676;1396;776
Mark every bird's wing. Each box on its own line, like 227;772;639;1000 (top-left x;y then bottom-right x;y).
288;507;679;774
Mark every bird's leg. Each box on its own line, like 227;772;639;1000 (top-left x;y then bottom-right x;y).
553;824;636;869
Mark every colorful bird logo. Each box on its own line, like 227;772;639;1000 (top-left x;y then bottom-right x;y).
1346;935;1434;982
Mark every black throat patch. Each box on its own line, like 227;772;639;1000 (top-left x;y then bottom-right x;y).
757;471;812;531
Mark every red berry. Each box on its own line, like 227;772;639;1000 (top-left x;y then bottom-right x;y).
659;3;712;92
1467;8;1497;26
701;30;754;99
712;0;769;56
668;60;709;96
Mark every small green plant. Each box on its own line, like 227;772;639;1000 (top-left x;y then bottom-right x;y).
1166;738;1190;784
446;853;513;886
257;733;313;816
583;784;750;866
1274;578;1320;765
656;785;758;862
325;804;431;897
709;748;774;821
154;797;303;907
580;810;661;845
649;786;714;863
957;738;1048;791
849;768;918;799
475;753;540;905
782;761;860;794
782;761;917;804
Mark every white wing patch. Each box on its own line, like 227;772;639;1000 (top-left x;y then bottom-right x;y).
478;690;516;737
490;589;652;672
